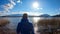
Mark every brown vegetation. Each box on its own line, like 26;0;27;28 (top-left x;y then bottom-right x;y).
37;18;60;28
0;19;10;34
0;19;10;26
37;18;60;34
0;19;17;34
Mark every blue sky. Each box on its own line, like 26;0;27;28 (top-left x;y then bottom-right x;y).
0;0;60;16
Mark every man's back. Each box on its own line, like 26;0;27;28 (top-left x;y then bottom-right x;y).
18;22;34;34
16;13;34;34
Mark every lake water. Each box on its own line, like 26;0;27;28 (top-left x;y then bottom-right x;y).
0;17;60;34
0;17;41;34
1;17;37;29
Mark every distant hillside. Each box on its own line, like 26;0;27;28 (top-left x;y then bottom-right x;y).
2;14;60;17
40;14;51;17
52;14;60;17
1;14;51;17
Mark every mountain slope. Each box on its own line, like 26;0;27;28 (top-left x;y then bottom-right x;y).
40;14;51;17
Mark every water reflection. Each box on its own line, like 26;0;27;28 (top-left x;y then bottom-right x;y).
33;17;40;23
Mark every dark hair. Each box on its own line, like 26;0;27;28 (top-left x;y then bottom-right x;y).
23;13;28;19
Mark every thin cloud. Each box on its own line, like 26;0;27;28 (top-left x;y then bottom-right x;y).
40;8;43;10
17;0;22;4
58;8;60;14
0;0;22;12
36;8;43;10
9;0;16;5
55;8;60;15
59;8;60;10
4;0;16;12
3;3;13;12
0;11;2;15
17;0;21;3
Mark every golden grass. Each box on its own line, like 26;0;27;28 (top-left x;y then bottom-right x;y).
37;18;60;26
0;19;10;26
37;18;60;34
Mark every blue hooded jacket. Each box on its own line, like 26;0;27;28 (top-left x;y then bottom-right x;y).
16;18;34;34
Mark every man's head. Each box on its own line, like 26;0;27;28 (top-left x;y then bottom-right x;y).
23;13;28;19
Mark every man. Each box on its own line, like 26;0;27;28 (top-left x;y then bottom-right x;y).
16;13;34;34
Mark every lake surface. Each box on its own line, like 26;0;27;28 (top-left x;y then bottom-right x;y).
1;17;36;29
0;17;60;34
